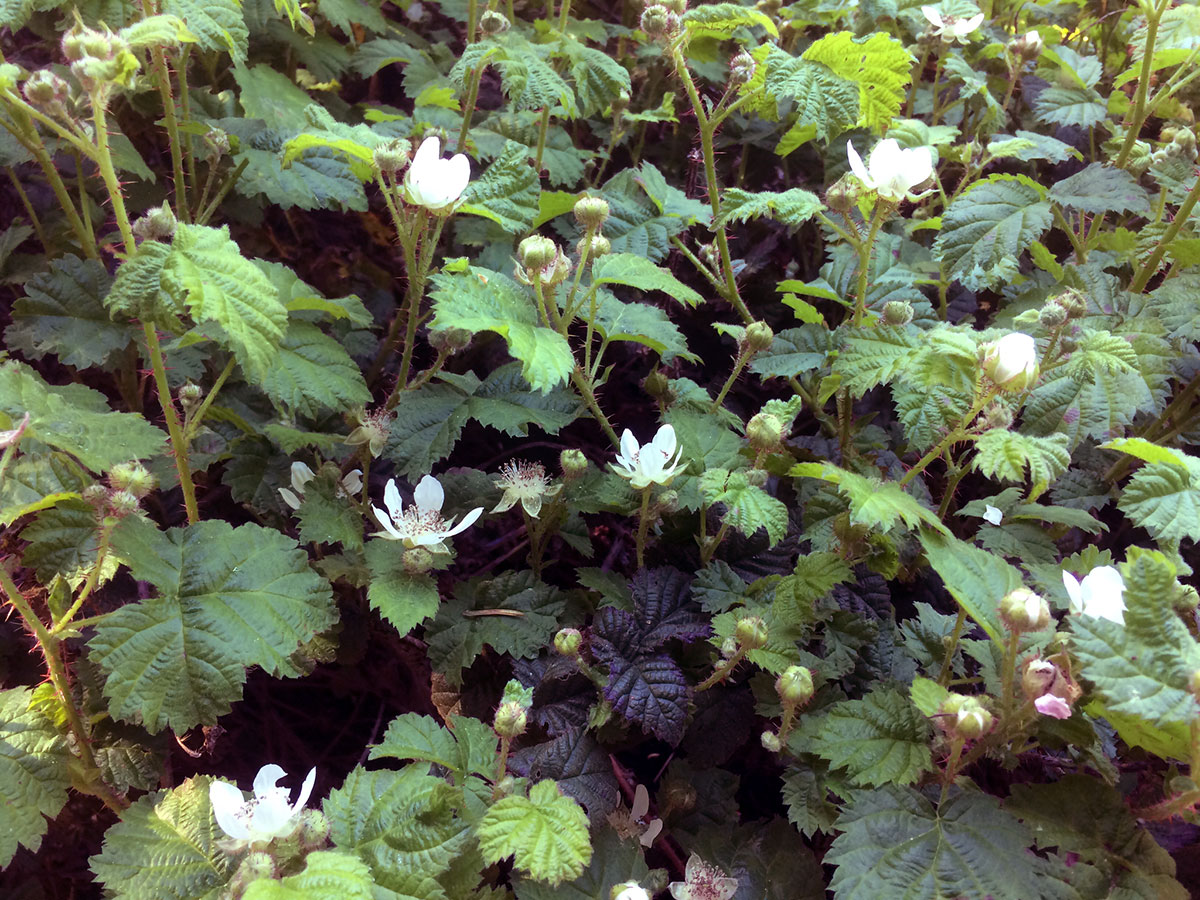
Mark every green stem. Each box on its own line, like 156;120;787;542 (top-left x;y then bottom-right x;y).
710;351;750;413
90;101;136;253
939;738;965;805
196;157;248;226
467;0;478;42
699;519;731;565
999;629;1021;722
898;390;993;487
634;486;653;569
6;166;48;251
533;107;552;172
458;57;490;150
1115;0;1170;169
183;356;237;442
387;213;444;407
937;608;967;686
143;323;200;524
1130;171;1200;292
852;206;885;325
151;46;190;223
49;525;112;636
696;643;745;691
570;366;620;447
492;735;511;799
177;46;196;206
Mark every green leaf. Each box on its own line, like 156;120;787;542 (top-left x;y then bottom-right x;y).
699;468;788;546
918;530;1021;646
809;687;932;788
459;141;540;233
589;252;704;307
363;539;441;636
260;321;371;417
750;326;828;380
90;777;237;900
564;42;631;117
972;430;1071;485
163;0;247;60
1117;458;1200;543
6;255;134;369
0;686;70;868
105;240;181;329
1049;163;1150;216
236;64;315;131
514;828;649;900
21;502;114;584
325;765;472;883
933;174;1052;291
162;224;288;381
429;268;573;394
831;326;918;394
680;2;778;40
477;780;592;885
764;50;859;146
1033;86;1107;128
89;519;337;732
425;571;565;686
236;133;367;212
293;468;364;550
591;291;695;363
243;851;375;900
713;188;823;229
0;360;166;473
0;453;89;526
826;786;1047;900
791;462;946;535
466;363;580;436
1071;551;1200;730
369;712;495;780
495;38;576;113
382;382;472;479
802;32;911;130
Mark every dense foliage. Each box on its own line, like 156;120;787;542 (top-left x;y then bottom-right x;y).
3;0;1200;896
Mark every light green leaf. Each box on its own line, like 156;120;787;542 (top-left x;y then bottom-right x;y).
0;686;70;868
6;255;134;369
765;49;858;145
89;777;236;900
1033;86;1107;129
243;851;374;900
699;468;788;546
363;539;441;636
429;268;573;394
827;786;1047;900
162;224;288;381
477;780;592;886
809;687;932;787
459;140;540;233
590;252;704;307
591;291;695;363
802;32;911;130
791;462;946;535
750;326;828;380
919;530;1021;646
564;42;631;117
831;326;918;394
713;188;823;229
105;240;181;329
680;2;778;40
0;361;166;473
163;0;247;60
235;64;315;131
933;174;1052;291
89;519;337;732
260;321;370;417
369;712;496;780
973;430;1071;485
1117;460;1200;543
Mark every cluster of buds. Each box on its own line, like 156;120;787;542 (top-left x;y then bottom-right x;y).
574;195;612;259
1038;289;1087;330
640;0;684;40
937;693;993;740
516;235;572;287
61;22;139;96
84;462;156;520
980;332;1039;392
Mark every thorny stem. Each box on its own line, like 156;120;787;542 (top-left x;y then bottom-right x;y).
196;158;248;226
150;45;190;223
48;524;112;636
492;735;512;799
1115;0;1170;170
389;213;444;403
898;389;995;487
458;53;492;150
999;629;1021;723
852;205;886;325
183;356;237;442
634;486;653;569
939;737;966;805
710;349;752;413
1130;169;1200;293
143;324;200;524
937;608;967;686
696;642;746;691
0;566;126;813
91;101;136;254
6;167;48;251
571;365;621;447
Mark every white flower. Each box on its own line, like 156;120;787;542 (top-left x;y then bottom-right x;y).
846;138;935;203
404;136;470;211
613;882;651;900
611;424;684;489
982;332;1039;391
669;854;738;900
373;474;483;552
982;505;1002;525
209;764;315;843
1034;694;1072;719
279;461;362;510
1063;565;1126;624
921;6;984;43
493;460;562;518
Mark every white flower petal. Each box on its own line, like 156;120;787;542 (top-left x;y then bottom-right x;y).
921;5;943;27
252;764;287;798
414;474;445;511
982;505;1002;526
443;505;484;537
293;767;317;815
1062;571;1083;614
413;135;440;168
279;488;302;510
846;140;870;185
373;504;403;539
384;478;404;520
209;781;250;841
620;429;640;464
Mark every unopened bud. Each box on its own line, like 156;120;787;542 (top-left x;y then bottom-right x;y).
403;546;434;575
1056;290;1087;319
735;615;768;650
61;30;86;61
479;9;510;34
729;50;755;85
720;636;738;658
1022;659;1058;701
658;778;696;815
883;300;914;326
938;694;992;739
643;369;670;400
825;174;860;212
574;196;610;230
579;234;612;259
428;326;473;353
517;234;558;272
109;462;155;499
559;449;588;480
611;91;630;114
493;700;527;738
1175;583;1199;613
981;332;1039;392
662;0;685;13
657;489;679;513
237;850;276;881
82;484;109;507
107;489;140;517
23;70;69;106
760;731;782;752
1038;303;1068;329
699;243;719;269
640;4;672;37
554;627;583;657
373;138;411;174
977;402;1014;432
1000;588;1050;632
132;204;176;242
296;809;330;850
743;321;774;353
776;665;814;706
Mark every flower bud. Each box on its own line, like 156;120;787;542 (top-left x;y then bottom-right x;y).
559;449;588;481
611;91;631;114
373;138;411;174
1009;29;1043;61
1058;334;1078;354
658;778;696;815
662;0;685;13
612;881;651;900
574;196;610;230
479;9;510;34
643;369;671;400
235;850;276;883
132;204;176;242
656;489;679;514
977;402;1013;432
296;809;330;850
937;693;993;739
493;700;527;738
719;636;738;658
61;29;87;61
882;300;914;326
109;462;156;499
403;546;434;575
554;627;583;657
1174;583;1199;614
107;489;140;518
743;321;774;353
493;774;516;796
517;234;558;272
1056;290;1087;319
1000;588;1050;632
735;615;768;650
203;127;230;160
1022;659;1058;702
824;174;860;213
23;70;69;107
776;665;814;706
746;411;785;452
578;234;612;259
981;332;1039;392
640;4;673;38
428;326;473;354
1038;303;1068;329
82;484;109;507
546;248;573;286
728;49;755;85
760;731;782;752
